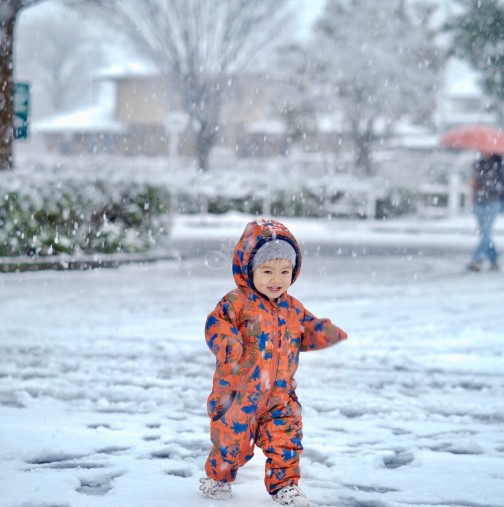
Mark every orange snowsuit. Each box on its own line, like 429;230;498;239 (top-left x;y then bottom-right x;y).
204;219;347;495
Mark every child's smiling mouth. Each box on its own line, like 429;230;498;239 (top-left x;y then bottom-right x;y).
268;286;282;292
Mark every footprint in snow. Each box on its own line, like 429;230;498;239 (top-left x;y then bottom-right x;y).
27;452;88;466
165;467;193;478
95;446;130;455
343;483;399;494
382;449;414;469
76;472;123;496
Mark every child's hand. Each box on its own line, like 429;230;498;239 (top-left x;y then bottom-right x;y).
219;335;243;364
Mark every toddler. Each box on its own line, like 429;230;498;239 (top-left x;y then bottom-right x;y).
199;219;347;506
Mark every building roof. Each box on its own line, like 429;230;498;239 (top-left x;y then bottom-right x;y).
32;82;125;134
95;60;161;80
33;105;125;134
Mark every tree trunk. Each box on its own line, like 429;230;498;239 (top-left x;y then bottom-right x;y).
196;142;210;173
195;120;217;173
351;118;373;177
0;2;19;170
185;80;221;173
355;135;372;177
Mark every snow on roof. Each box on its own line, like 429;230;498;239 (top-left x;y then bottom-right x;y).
245;119;285;135
390;123;438;149
33;81;125;134
33;106;125;134
95;60;161;80
390;134;439;150
444;112;498;126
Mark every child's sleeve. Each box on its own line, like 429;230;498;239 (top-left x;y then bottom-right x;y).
205;296;244;365
300;307;347;352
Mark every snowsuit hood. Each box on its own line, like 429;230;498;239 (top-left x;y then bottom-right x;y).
232;219;301;293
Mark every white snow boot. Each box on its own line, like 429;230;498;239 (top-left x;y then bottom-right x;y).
272;485;310;506
199;477;232;500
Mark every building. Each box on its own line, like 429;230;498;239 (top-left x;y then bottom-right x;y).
32;57;498;163
32;62;290;159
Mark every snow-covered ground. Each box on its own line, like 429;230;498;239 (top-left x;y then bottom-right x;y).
1;214;503;507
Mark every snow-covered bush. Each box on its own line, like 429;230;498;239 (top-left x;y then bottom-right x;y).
0;180;171;257
196;189;325;217
8;149;464;230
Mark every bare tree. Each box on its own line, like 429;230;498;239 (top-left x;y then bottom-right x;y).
303;0;441;176
16;5;107;117
71;0;294;171
1;0;47;170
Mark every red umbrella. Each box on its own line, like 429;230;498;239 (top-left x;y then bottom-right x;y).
439;124;504;154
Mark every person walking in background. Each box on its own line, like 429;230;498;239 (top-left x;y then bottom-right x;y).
467;152;504;272
199;218;347;506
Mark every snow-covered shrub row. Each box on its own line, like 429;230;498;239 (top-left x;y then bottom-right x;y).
0;179;171;257
176;187;416;219
176;187;327;217
10;149;461;226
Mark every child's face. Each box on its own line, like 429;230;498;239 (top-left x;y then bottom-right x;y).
252;258;293;300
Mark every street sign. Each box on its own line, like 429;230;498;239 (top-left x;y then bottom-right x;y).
14;82;30;140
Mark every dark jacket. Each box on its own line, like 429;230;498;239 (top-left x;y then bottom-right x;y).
472;155;504;204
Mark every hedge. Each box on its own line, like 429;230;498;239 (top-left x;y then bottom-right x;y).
0;180;172;257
